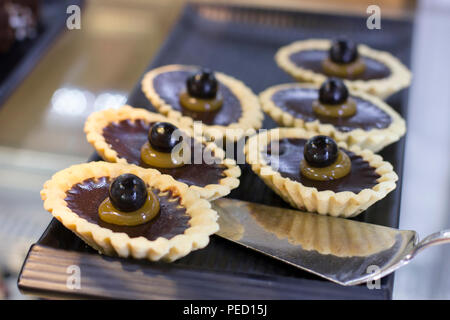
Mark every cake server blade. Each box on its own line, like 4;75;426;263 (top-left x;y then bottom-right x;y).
212;198;450;286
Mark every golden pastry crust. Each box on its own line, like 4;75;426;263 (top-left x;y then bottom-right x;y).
245;128;398;218
84;105;241;201
275;39;412;99
40;162;219;262
141;64;264;141
260;83;406;152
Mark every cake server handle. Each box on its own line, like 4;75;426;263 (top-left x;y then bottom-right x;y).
408;229;450;260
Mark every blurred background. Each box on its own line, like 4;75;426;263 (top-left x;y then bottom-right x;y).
0;0;449;299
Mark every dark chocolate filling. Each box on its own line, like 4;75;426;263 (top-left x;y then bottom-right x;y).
152;70;242;125
65;177;190;241
271;87;391;132
289;50;391;80
264;138;380;193
102;119;226;187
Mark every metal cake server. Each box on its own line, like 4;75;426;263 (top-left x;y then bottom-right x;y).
212;198;450;286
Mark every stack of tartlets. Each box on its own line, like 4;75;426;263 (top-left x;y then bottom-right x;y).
245;38;409;217
41;38;411;263
42;65;267;262
266;38;408;153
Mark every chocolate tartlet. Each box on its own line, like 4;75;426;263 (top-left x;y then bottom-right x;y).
245;128;398;217
41;162;219;261
275;39;411;99
141;64;263;141
85;106;241;201
260;80;406;152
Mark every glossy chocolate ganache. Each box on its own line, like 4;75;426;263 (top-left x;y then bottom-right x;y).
289;50;391;81
152;70;242;125
264;138;380;193
271;87;392;132
65;177;190;240
102;119;226;187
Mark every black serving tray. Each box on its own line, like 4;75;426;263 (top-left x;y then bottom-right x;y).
0;0;83;107
18;2;413;300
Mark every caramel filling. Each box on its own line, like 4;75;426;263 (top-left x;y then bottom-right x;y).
98;190;160;226
300;150;351;181
312;98;357;118
141;142;185;168
179;91;223;112
322;58;366;78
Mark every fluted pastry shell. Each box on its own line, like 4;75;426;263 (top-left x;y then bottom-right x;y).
141;64;264;142
84;105;241;201
275;39;411;99
245;127;398;217
41;162;219;262
259;83;406;152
